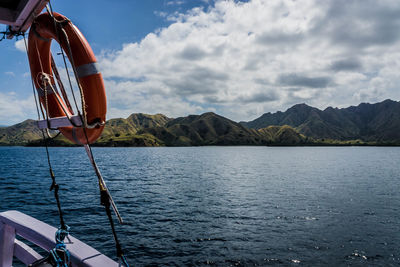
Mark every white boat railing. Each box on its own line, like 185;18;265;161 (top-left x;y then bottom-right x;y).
0;210;118;267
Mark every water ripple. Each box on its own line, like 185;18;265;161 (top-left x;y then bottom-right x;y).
1;146;400;266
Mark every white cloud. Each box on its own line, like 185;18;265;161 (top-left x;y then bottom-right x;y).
154;11;168;18
104;79;203;120
166;0;185;5
15;39;26;52
0;93;36;125
99;0;400;121
4;72;15;77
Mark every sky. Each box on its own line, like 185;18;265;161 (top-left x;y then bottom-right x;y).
0;0;400;125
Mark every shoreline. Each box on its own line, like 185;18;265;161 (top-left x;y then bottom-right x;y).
2;142;400;148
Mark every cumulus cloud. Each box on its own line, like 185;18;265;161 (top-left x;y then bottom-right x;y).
14;39;26;52
99;0;400;121
277;74;333;88
0;93;36;125
330;58;362;72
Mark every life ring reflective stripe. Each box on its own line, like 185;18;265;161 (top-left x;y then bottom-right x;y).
27;12;106;144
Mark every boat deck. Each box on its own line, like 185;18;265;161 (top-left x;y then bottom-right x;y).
0;210;118;267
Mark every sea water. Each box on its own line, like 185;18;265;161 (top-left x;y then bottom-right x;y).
1;146;399;266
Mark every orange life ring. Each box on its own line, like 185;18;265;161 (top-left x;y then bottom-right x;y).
27;12;106;144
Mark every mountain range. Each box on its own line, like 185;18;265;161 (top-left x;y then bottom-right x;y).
241;99;400;142
1;99;399;146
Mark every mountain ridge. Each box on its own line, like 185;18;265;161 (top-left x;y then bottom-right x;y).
1;99;399;146
241;99;400;142
138;112;308;146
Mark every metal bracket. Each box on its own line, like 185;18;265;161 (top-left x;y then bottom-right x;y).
37;115;82;129
0;0;49;35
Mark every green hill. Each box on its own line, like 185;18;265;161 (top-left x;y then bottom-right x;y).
16;113;172;147
0;119;42;145
95;113;171;146
140;112;307;146
140;112;261;146
258;125;308;145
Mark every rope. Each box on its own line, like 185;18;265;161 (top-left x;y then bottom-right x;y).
46;2;129;264
46;3;88;128
29;235;71;267
46;3;81;117
27;2;130;265
23;35;41;121
84;144;123;223
0;26;25;41
27;36;68;233
32;24;81;130
24;29;71;267
46;3;105;129
32;34;54;134
51;54;73;113
40;73;82;128
84;144;129;267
